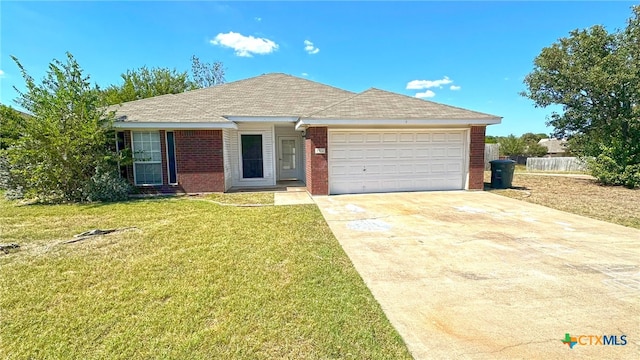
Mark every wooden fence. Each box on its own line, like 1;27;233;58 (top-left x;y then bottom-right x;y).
484;144;500;170
526;157;587;172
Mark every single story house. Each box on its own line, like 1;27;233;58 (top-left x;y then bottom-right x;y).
538;138;567;157
111;73;501;195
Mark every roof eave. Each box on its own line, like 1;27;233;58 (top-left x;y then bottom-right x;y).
296;118;501;129
114;121;238;130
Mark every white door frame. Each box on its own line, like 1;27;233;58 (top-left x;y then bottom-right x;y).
277;135;301;180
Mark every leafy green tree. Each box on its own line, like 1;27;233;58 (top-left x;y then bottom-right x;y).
485;135;499;144
521;132;547;145
102;66;193;105
4;53;129;202
522;6;640;187
498;135;525;156
525;143;549;157
0;104;27;150
103;56;225;105
520;132;549;157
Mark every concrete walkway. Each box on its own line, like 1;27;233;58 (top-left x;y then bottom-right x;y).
314;192;639;359
274;191;314;205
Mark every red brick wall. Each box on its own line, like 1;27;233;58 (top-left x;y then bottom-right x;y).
469;126;486;190
305;127;329;195
174;130;224;193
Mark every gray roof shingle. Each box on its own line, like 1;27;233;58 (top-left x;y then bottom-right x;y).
109;93;229;123
307;88;500;120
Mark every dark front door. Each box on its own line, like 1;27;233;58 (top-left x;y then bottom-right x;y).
241;134;263;178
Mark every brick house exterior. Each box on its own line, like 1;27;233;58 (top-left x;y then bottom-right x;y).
112;73;500;195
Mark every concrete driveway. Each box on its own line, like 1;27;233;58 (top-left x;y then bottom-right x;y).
314;191;639;359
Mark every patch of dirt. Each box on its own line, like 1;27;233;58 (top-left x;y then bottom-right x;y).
485;172;640;229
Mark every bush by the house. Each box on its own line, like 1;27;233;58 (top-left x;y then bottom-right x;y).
4;53;127;203
588;147;640;189
82;166;132;202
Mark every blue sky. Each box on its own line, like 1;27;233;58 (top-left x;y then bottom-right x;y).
0;1;635;136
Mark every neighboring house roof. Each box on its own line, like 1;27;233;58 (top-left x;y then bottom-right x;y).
110;73;501;127
538;138;567;153
306;88;500;120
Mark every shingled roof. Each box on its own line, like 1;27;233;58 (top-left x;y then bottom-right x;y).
111;73;354;122
111;73;500;124
306;88;500;120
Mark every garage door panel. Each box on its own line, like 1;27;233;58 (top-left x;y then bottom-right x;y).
383;133;398;142
431;147;447;157
383;149;398;158
398;164;414;173
399;133;414;142
331;165;349;176
329;130;466;194
414;148;430;158
447;147;463;157
416;133;431;142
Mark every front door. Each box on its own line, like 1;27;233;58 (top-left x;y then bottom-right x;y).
278;136;299;180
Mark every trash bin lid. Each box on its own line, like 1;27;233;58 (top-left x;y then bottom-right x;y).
489;159;516;164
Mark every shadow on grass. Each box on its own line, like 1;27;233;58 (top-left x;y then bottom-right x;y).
10;194;180;209
483;182;530;191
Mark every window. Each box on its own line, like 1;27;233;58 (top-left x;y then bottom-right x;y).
132;131;162;185
166;131;177;185
241;134;263;178
116;132;127;178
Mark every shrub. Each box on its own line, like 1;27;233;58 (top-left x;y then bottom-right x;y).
82;166;132;202
588;148;640;189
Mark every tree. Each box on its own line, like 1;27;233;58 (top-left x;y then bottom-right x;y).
190;55;225;88
498;135;525;156
485;135;499;144
3;53;130;202
102;66;193;105
525;143;549;157
520;132;549;157
521;132;547;145
102;56;225;105
0;104;27;150
522;6;640;187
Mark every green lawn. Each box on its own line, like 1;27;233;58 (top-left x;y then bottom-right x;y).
0;195;411;359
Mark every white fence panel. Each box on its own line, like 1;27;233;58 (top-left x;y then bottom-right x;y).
526;157;587;172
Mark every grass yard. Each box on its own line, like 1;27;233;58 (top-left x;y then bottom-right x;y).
0;194;411;359
485;172;640;229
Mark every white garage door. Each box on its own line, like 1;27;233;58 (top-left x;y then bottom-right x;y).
329;130;467;194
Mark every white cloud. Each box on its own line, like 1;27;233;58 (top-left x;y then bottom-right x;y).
406;76;453;90
450;85;461;91
301;72;309;77
415;90;436;98
0;69;4;78
210;31;278;57
304;40;320;55
255;17;262;22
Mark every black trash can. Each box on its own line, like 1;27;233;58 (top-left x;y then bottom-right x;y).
490;160;516;189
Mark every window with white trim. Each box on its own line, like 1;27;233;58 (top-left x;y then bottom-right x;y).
132;131;162;185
